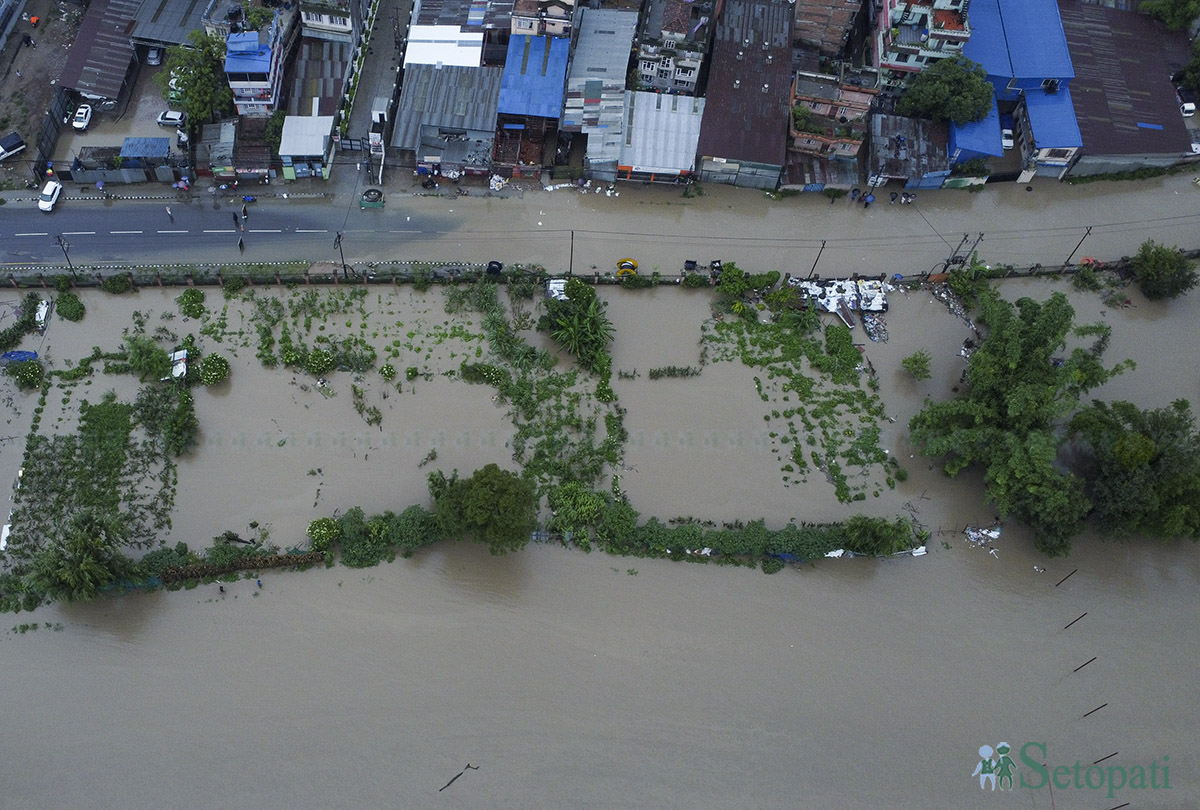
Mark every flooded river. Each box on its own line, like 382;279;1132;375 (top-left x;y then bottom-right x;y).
3;193;1200;807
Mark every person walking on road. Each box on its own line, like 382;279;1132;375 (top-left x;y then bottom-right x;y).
232;212;241;230
165;206;174;223
241;203;249;220
238;237;245;253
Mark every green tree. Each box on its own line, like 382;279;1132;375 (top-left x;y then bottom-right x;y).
1070;399;1200;541
307;517;342;553
391;505;437;557
841;515;916;556
1129;240;1198;301
901;349;932;380
896;57;994;124
429;464;538;554
542;279;615;372
199;353;231;386
6;359;44;390
158;31;235;129
1179;38;1200;94
1139;0;1200;30
243;2;276;30
24;511;138;604
126;335;173;381
909;289;1127;555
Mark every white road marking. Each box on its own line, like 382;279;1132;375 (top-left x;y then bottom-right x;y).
14;233;49;237
203;229;236;233
62;231;96;235
110;230;143;234
157;229;189;234
248;229;282;233
295;229;327;233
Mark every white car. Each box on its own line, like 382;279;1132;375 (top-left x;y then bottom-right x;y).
1001;128;1015;150
38;180;63;212
72;104;93;131
147;47;163;66
157;110;186;128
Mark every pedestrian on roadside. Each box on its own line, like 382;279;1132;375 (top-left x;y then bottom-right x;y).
256;579;262;588
241;203;248;219
889;192;898;204
165;206;174;223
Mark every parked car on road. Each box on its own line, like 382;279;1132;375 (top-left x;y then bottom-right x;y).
147;47;163;66
38;180;63;212
157;110;186;127
72;104;93;131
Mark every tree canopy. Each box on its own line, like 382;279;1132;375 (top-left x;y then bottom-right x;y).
1130;240;1198;301
1070;399;1200;542
24;511;138;604
1139;0;1200;30
429;465;538;555
909;289;1127;555
896;57;994;124
158;31;235;129
540;278;615;372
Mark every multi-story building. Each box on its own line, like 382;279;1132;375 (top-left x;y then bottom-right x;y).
299;0;370;44
636;0;713;96
225;11;288;116
785;73;876;187
510;0;575;38
876;0;972;96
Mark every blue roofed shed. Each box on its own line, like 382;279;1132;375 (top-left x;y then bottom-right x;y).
949;101;1002;161
498;36;569;119
225;31;271;74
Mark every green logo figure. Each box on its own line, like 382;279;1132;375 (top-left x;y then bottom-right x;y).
995;742;1018;790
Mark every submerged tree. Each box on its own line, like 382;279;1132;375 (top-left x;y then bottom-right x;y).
24;511;138;605
429;464;538;555
541;278;614;372
1129;240;1197;301
909;290;1128;556
1070;399;1200;542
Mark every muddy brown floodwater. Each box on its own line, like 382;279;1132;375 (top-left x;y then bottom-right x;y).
1;268;1198;808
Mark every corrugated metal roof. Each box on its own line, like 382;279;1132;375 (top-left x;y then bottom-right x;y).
279;115;336;156
57;0;140;101
965;0;1073;81
695;0;792;167
620;91;705;173
869;114;949;179
131;0;209;47
1025;87;1082;148
567;9;638;85
949;100;1002;157
120;137;170;158
498;35;569;118
413;0;515;28
391;63;503;150
1058;0;1193;157
563;9;638;163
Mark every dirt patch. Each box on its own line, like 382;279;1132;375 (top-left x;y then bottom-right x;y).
0;1;82;189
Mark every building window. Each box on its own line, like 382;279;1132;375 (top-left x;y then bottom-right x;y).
658;69;671;78
1045;148;1072;159
518;19;534;29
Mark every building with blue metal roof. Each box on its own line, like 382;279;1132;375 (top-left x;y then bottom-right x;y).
949;104;1003;163
961;0;1081;177
225;12;288;117
498;35;568;119
494;35;570;172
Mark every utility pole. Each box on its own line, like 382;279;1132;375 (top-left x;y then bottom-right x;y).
569;229;574;275
55;235;76;280
1063;225;1092;267
333;231;347;279
946;233;984;269
807;239;826;279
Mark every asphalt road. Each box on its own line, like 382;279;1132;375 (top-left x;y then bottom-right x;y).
4;172;1199;275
